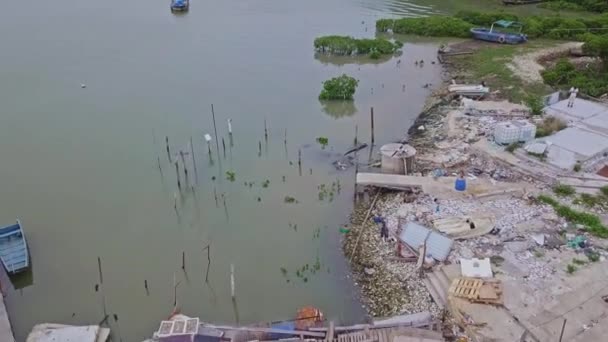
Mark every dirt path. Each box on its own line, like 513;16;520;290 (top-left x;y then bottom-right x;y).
507;42;583;84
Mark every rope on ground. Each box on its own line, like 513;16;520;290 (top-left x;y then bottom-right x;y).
348;191;381;264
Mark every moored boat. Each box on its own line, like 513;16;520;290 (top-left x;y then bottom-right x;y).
0;219;30;274
471;20;527;44
448;84;490;98
170;0;189;12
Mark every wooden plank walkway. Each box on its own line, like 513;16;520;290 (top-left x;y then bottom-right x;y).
332;327;443;342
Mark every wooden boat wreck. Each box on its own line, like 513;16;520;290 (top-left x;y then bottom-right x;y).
470;20;527;44
0;219;30;274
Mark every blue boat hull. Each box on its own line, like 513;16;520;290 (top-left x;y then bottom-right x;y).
471;28;527;44
0;220;29;274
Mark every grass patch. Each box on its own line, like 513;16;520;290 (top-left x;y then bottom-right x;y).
536;116;567;138
580;193;600;207
537;194;608;238
542;58;608;98
587;251;600;262
573;162;582;172
566;264;577;274
572;257;587;265
506;142;522;153
553;183;576;197
528;151;547;162
450;42;553;102
534;249;545;258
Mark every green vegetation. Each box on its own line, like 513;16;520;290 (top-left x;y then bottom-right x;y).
525;95;545;115
580;193;600;207
528;151;547;161
536;116;567;138
376;16;473;37
572;257;587;265
319;74;359;100
262;179;270;188
534;249;545;258
587;251;601;262
542;58;608;97
225;170;236;182
573;162;582;172
544;0;608;13
316;137;329;149
553;183;576;197
284;196;297;203
537;195;608;238
566;263;577;274
314;36;401;57
506;142;522;153
378;11;608;40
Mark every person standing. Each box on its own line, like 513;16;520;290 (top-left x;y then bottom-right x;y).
434;198;440;213
567;87;578;108
380;221;389;242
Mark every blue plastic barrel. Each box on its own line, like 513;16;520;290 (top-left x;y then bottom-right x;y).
455;178;466;191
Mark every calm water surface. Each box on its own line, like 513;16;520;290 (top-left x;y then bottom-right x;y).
0;0;442;340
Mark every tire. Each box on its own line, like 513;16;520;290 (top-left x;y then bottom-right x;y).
498;36;506;44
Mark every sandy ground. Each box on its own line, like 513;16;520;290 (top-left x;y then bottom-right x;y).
507;42;584;84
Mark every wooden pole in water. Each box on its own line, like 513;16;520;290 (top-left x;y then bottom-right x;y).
284;128;287;145
211;104;221;158
354;125;358;146
190;136;198;184
175;161;181;189
97;257;103;284
370;107;375;145
144;279;149;295
222;138;226;158
182;251;186;270
230;263;235;299
258;141;262;156
264;118;268;141
166;136;171;162
203;244;211;283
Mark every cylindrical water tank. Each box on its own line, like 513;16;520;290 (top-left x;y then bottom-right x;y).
380;143;416;175
494;122;521;145
455;178;466;191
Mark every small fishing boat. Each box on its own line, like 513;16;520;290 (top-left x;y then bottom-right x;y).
503;0;545;5
448;84;490;98
0;220;30;274
170;0;189;12
471;20;527;44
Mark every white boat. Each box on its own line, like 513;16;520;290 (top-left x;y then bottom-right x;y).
448;84;490;98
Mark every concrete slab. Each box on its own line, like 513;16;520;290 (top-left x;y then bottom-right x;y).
544;127;608;158
26;324;109;342
546;145;578;170
546;98;608;120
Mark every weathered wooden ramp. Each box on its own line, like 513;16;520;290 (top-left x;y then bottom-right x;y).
333;327;444;342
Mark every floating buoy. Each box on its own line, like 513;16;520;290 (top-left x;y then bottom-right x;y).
80;83;86;88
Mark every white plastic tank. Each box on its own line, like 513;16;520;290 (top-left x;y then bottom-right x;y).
494;122;521;145
380;143;416;175
513;120;536;142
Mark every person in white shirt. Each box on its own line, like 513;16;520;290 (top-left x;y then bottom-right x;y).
568;87;578;107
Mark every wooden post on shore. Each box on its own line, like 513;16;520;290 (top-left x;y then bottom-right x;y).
370;107;375;145
175;161;181;190
166;136;171;162
230;263;236;299
97;257;103;284
558;319;567;342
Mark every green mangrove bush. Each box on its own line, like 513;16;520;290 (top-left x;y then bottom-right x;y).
313;36;401;56
319;74;359;100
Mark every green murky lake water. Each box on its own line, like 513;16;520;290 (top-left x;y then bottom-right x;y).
0;0;445;340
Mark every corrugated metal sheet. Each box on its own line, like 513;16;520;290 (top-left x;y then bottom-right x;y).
399;221;453;261
399;222;430;250
425;233;453;261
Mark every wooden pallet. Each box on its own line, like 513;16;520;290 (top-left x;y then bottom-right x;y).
449;277;503;305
